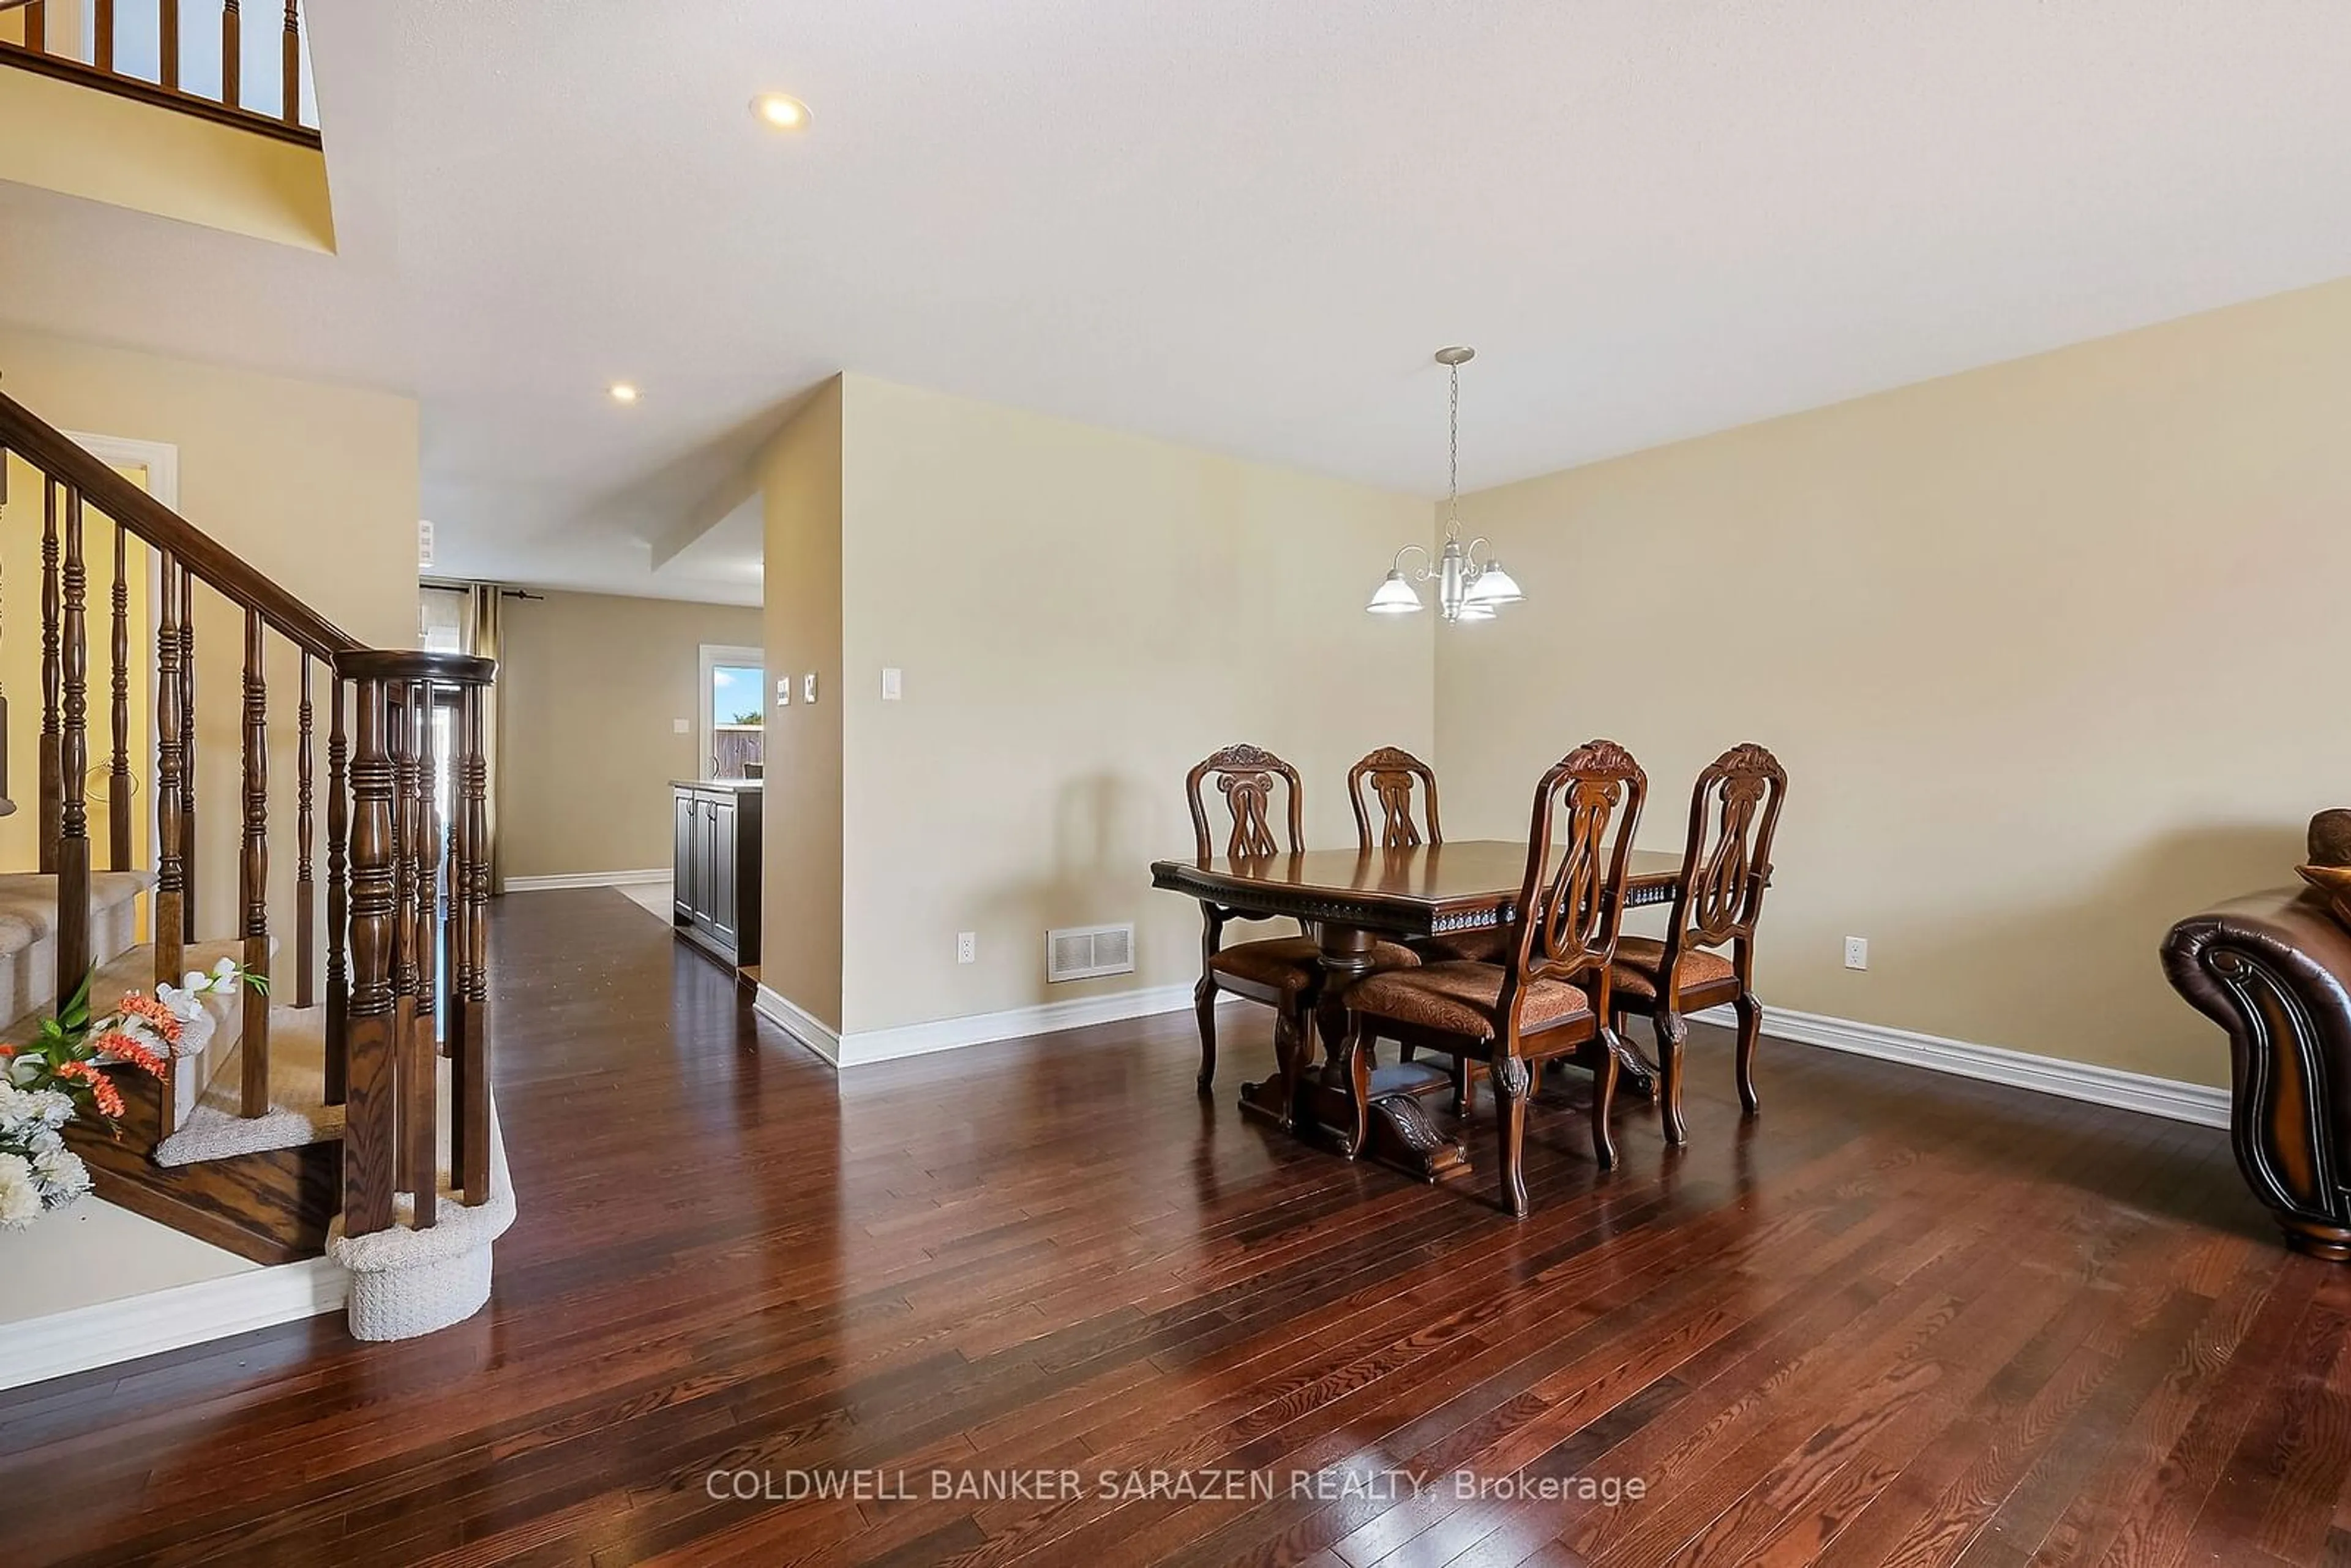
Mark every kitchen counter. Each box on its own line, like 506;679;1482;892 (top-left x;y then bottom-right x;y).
669;778;764;792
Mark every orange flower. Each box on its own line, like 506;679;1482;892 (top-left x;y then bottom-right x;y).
57;1060;126;1120
96;1032;168;1080
117;994;184;1046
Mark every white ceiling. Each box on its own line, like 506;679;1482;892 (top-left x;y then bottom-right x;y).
6;1;2351;606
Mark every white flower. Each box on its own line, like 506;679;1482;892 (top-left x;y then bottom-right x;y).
32;1144;89;1202
0;1082;73;1130
0;1153;42;1227
157;983;206;1022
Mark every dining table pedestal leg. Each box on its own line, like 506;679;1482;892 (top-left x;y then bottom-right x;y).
1270;923;1469;1184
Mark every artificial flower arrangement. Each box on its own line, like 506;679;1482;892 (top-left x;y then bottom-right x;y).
0;960;264;1230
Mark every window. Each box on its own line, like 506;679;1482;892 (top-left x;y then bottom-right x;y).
699;645;765;779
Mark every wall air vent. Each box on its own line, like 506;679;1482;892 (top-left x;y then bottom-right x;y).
1047;923;1135;983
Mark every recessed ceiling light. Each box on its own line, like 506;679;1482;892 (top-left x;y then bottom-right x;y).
609;383;641;403
752;93;811;132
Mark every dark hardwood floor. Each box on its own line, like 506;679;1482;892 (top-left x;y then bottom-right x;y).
4;889;2345;1567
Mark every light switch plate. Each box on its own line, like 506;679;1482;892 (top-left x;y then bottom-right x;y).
803;672;819;703
774;677;790;708
672;717;689;734
881;667;902;701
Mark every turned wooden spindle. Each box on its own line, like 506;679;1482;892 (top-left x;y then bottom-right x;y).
154;550;186;1001
416;678;439;1049
296;656;315;1009
0;453;9;814
180;587;196;943
408;679;438;1228
239;609;271;1118
324;674;348;1104
160;0;179;90
221;0;241;110
56;487;90;992
280;1;299;126
39;480;59;874
388;674;418;1202
108;522;132;871
342;673;396;1238
455;683;492;1204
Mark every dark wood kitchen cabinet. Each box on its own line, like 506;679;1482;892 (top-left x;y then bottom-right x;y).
671;781;762;970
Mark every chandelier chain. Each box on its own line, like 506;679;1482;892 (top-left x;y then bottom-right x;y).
1446;361;1460;537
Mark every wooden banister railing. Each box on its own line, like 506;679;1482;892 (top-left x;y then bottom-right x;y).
0;0;320;147
1;389;495;1244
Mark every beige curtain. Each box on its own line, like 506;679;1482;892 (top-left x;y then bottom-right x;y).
465;584;506;896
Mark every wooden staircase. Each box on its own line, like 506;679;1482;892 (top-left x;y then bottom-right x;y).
0;386;499;1283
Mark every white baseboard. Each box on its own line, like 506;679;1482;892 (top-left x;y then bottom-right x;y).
0;1255;348;1392
754;980;1239;1070
502;869;670;893
752;984;843;1067
1689;1003;2230;1128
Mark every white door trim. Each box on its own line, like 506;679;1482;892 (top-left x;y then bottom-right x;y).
64;430;181;509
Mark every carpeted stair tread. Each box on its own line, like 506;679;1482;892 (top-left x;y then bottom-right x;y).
0;871;154;953
0;872;158;1031
159;1005;342;1166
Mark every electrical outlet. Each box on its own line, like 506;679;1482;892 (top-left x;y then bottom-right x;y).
1843;936;1869;971
956;931;977;964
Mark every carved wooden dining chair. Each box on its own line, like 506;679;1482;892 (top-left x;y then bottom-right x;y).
1185;744;1417;1098
1346;746;1479;1106
1339;740;1648;1214
1609;743;1787;1143
1349;746;1442;850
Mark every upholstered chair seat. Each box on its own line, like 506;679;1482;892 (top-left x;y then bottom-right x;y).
1346;960;1591;1040
1416;928;1512;964
1209;936;1419;999
1607;938;1737;1001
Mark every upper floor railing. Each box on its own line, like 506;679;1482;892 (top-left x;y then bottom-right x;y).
0;0;319;147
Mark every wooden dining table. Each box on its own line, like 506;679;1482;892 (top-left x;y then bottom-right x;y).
1151;841;1687;1181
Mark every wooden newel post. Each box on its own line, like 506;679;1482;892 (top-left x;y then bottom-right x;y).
341;670;397;1238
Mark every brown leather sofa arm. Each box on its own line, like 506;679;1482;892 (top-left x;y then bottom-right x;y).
2162;886;2351;1259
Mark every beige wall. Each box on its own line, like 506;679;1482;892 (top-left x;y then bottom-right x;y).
496;590;763;880
836;376;1434;1036
0;325;419;950
759;381;847;1029
1436;274;2351;1089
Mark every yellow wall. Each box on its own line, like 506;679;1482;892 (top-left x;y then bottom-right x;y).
0;54;333;252
1436;272;2351;1090
758;380;846;1028
833;377;1434;1037
0;326;419;958
497;589;763;880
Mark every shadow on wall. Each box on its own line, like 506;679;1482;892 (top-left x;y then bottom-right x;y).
1810;822;2304;1089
